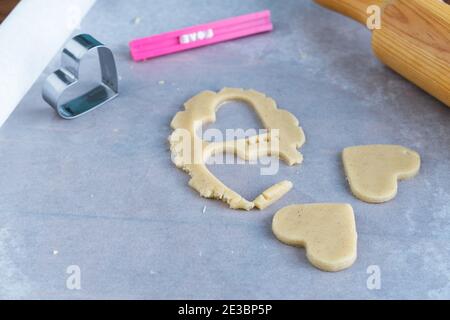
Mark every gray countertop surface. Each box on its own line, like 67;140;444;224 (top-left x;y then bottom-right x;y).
1;0;450;299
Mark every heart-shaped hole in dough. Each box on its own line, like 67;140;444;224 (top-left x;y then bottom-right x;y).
197;100;263;142
202;100;280;201
207;153;288;201
272;203;358;272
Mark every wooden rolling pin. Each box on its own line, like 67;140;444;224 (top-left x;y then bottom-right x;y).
314;0;450;107
0;0;19;23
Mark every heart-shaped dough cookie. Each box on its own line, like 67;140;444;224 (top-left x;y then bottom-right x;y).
342;145;421;203
272;204;357;272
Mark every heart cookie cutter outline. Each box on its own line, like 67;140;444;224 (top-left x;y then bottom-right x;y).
42;34;119;119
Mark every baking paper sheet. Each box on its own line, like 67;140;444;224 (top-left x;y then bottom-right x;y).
0;0;449;299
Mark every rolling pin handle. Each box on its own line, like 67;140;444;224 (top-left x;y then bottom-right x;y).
314;0;385;25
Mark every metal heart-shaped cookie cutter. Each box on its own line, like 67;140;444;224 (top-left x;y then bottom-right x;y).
42;34;119;119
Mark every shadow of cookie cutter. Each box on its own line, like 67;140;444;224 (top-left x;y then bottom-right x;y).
42;34;119;119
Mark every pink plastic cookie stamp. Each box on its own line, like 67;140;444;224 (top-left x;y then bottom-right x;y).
129;10;273;61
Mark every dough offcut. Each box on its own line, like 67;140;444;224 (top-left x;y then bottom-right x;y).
342;145;421;203
272;204;358;272
169;88;305;210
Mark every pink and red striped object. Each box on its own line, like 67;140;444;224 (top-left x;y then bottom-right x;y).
129;10;273;61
